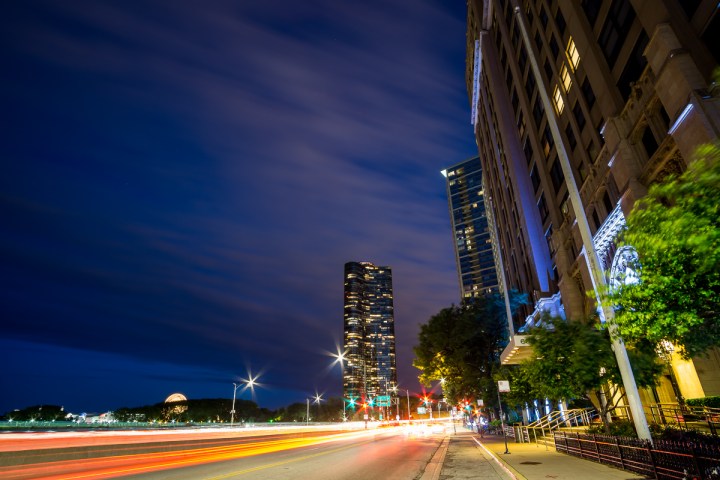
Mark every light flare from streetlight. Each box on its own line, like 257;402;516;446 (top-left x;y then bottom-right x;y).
330;347;348;368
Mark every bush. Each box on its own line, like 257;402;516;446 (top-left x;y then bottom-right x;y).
686;396;720;409
649;424;720;446
587;419;637;437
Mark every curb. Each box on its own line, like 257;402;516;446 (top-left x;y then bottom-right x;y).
472;436;527;480
420;436;450;480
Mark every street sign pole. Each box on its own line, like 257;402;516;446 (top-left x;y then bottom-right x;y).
498;380;510;454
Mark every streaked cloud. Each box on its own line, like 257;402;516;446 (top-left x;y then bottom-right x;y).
1;0;475;412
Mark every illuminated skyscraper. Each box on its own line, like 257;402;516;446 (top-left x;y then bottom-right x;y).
343;261;397;405
442;157;500;301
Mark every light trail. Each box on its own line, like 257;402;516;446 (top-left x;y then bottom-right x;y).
1;426;400;479
204;442;360;480
0;423;369;453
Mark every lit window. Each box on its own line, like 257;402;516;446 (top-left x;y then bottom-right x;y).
560;64;572;92
566;37;580;70
553;85;565;114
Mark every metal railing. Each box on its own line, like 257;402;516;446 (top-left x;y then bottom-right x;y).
554;431;720;479
650;404;720;435
518;408;596;443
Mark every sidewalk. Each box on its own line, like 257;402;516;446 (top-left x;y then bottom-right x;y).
437;430;646;480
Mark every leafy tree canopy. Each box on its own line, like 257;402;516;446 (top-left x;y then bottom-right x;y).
606;142;720;358
412;291;527;404
500;316;663;432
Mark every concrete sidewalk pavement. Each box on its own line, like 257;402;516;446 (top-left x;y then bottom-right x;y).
436;430;646;480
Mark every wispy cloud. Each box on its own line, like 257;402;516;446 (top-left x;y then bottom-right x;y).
1;0;475;412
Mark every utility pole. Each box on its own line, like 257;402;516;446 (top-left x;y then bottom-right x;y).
513;4;651;441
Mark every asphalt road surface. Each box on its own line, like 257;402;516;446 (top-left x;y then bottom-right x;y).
1;425;447;480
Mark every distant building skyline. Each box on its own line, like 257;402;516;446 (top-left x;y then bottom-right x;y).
342;261;397;404
442;157;499;301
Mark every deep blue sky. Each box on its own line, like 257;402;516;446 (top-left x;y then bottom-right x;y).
1;0;477;414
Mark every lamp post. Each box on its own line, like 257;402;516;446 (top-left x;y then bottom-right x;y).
313;393;323;422
231;383;240;426
331;350;347;421
231;376;257;426
392;385;399;421
513;4;651;442
498;384;509;454
406;389;411;422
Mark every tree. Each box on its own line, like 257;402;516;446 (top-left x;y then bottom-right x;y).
412;292;526;405
7;404;66;422
606;142;720;358
515;316;663;433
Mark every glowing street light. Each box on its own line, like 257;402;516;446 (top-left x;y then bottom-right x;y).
313;393;324;421
231;374;259;426
330;349;348;421
330;348;347;368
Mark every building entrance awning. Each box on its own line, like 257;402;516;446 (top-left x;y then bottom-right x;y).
500;335;533;365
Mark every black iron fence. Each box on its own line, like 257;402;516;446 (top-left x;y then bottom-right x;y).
554;431;720;479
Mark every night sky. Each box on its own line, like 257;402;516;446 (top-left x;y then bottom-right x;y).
1;0;477;415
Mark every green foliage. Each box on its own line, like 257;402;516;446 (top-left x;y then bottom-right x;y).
606;142;720;358
649;423;720;445
272;397;346;423
587;419;636;437
113;398;268;423
509;316;663;431
274;402;311;422
6;405;66;422
412;292;527;404
495;363;538;409
685;396;720;409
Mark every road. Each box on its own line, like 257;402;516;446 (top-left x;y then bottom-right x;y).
0;424;448;479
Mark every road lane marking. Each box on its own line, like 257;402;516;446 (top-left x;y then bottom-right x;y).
203;441;365;479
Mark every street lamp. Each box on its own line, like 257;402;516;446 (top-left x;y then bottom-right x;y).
331;349;348;421
391;385;399;421
231;375;257;426
406;389;411;422
313;393;323;422
513;5;651;442
231;383;241;426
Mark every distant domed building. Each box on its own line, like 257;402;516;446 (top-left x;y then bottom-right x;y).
165;393;187;403
164;393;188;415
